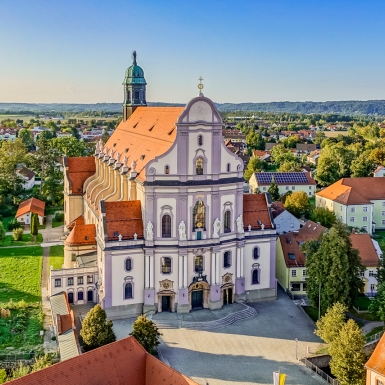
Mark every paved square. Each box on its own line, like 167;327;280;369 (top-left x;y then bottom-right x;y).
158;291;325;385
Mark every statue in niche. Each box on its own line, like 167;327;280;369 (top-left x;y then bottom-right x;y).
236;214;244;234
213;218;221;238
146;221;154;241
179;221;186;240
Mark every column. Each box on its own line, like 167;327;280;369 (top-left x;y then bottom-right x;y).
236;248;241;278
183;255;188;288
145;255;150;288
215;252;220;285
149;255;154;288
240;247;244;278
178;255;183;288
211;252;216;284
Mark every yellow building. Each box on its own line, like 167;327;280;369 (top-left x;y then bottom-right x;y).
366;331;385;385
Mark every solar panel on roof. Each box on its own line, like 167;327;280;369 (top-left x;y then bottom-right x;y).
256;172;308;184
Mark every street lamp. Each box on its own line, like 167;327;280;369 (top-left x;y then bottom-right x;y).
318;282;321;320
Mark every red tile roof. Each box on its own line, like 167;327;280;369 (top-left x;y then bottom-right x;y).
105;107;184;182
105;200;143;240
350;233;380;267
66;157;96;195
279;220;326;267
15;197;45;218
366;332;385;376
243;194;274;230
316;177;385;205
271;201;286;219
65;224;96;246
67;215;85;230
17;166;35;181
7;336;199;385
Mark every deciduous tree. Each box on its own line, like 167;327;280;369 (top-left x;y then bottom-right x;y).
268;181;280;201
130;315;161;353
80;304;116;351
329;319;366;385
246;131;265;153
284;191;310;218
244;157;265;181
0;222;5;243
310;207;336;228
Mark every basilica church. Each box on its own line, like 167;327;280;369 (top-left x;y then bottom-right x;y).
54;52;277;318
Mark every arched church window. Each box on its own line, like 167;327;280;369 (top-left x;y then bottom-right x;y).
125;258;132;272
224;211;231;233
162;215;172;238
252;269;259;285
124;282;133;299
224;251;231;268
227;163;231;172
165;165;170;174
196;158;204;175
193;201;205;229
253;247;260;260
198;135;203;146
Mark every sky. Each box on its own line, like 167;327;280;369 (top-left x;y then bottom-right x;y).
1;0;385;104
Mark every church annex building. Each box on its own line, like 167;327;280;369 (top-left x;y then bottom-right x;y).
50;52;278;318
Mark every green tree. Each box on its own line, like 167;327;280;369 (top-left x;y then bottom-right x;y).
80;304;116;351
278;160;302;172
270;145;299;167
244;157;264;181
315;154;340;186
130;315;161;353
268;181;280;201
0;222;5;243
315;302;348;344
51;137;86;157
350;150;375;177
329;319;366;385
31;353;53;371
30;212;39;242
0;369;7;384
8;362;30;380
303;222;365;312
18;128;34;148
369;282;385;323
310;207;337;228
284;191;310;218
246;131;265;153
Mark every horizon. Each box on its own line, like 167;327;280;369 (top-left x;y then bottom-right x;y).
1;0;385;104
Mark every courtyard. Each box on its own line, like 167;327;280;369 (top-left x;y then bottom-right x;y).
113;289;325;385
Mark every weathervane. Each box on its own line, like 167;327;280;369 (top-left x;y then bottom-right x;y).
198;76;204;96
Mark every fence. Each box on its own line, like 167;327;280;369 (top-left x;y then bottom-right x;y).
302;358;339;385
365;330;384;345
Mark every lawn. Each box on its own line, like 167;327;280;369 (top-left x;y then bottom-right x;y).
45;206;63;215
302;306;322;322
353;296;372;311
0;233;43;247
0;246;43;304
49;245;64;269
52;220;64;228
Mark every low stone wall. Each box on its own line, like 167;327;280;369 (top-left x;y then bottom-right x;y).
306;354;331;368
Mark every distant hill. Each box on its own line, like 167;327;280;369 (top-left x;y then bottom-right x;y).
1;100;385;116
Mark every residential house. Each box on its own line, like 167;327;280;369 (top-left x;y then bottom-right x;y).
7;336;199;385
252;150;271;162
316;177;385;234
271;202;301;234
350;233;382;296
265;143;279;151
374;165;385;178
307;150;321;165
249;172;316;197
222;129;246;146
365;331;385;385
275;221;326;296
295;143;317;158
0;127;17;141
16;166;36;190
15;197;45;225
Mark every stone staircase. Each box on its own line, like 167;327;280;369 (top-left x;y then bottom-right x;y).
154;304;257;330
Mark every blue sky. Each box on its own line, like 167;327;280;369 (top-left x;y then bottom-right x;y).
1;0;385;103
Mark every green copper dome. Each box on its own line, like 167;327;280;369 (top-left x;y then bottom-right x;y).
123;51;147;85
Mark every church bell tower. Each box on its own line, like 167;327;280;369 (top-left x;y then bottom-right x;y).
122;51;147;121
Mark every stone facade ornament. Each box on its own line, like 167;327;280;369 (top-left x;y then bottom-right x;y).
131;159;137;172
123;156;129;167
236;214;244;234
109;148;115;158
213;218;221;238
98;139;103;151
146;221;154;241
104;146;109;155
133;233;138;240
261;223;265;230
159;279;174;291
115;152;121;163
118;234;122;242
179;221;186;240
248;224;252;232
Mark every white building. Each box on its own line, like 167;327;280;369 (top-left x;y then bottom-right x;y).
271;202;301;234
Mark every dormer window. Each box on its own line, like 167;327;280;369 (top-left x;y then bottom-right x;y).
198;135;203;146
196;158;203;175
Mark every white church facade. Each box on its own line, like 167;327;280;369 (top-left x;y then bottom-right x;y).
53;52;278;318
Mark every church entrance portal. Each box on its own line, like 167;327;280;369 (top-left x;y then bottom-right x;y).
191;290;203;309
223;287;233;305
161;296;171;312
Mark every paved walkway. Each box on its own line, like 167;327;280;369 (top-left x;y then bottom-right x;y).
362;321;384;335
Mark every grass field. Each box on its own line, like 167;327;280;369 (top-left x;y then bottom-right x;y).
52;220;64;228
303;306;321;322
49;245;64;269
353;296;372;311
0;233;43;247
323;131;349;138
0;246;43;304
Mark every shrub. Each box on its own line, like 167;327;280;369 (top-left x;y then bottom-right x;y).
7;218;21;231
0;308;10;318
16;300;27;309
0;369;7;384
54;212;64;222
12;228;23;241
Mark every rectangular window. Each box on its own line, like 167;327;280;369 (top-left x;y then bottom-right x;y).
309;186;312;190
371;284;376;291
286;186;289;190
382;220;385;225
161;257;172;274
87;275;93;284
303;269;306;277
363;206;368;212
383;202;385;207
194;256;203;273
360;271;365;277
292;186;295;190
382;211;385;216
369;270;374;277
363;216;368;222
350;217;355;222
263;187;266;191
291;283;301;291
54;278;61;287
290;223;294;228
340;215;343;220
67;277;74;286
340;206;343;211
291;269;297;277
363;226;368;231
78;276;84;285
351;207;355;213
223;251;231;268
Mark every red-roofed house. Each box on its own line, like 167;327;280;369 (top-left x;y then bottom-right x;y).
366;332;385;385
59;53;278;318
6;336;199;385
15;197;45;225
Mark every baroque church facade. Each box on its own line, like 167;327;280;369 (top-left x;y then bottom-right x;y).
56;52;277;318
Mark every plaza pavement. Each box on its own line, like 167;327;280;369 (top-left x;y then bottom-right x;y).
113;289;326;385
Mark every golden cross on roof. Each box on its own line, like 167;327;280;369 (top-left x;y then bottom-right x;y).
198;76;204;94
